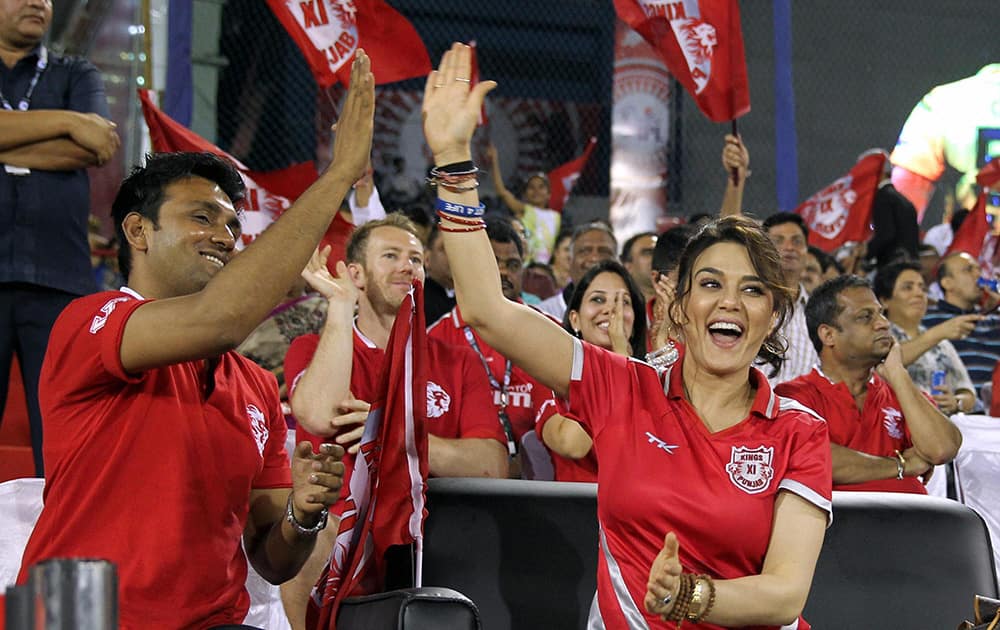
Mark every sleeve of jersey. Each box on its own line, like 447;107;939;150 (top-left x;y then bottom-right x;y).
564;338;634;438
533;393;558;439
67;59;112;118
254;372;293;489
889;89;946;181
777;411;833;527
48;293;150;389
455;348;506;443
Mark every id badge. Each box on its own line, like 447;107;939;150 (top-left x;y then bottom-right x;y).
4;164;30;176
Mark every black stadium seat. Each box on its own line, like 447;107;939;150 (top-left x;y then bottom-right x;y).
384;478;998;630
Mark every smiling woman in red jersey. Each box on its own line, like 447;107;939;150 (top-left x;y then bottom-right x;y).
422;43;832;629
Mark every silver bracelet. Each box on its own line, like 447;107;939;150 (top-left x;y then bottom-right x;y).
645;340;680;370
285;492;328;536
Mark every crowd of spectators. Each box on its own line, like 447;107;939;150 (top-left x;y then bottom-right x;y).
1;6;997;627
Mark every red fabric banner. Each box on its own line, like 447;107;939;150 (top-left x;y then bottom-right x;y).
308;284;428;629
613;0;749;122
796;152;887;253
547;137;598;212
138;89;320;246
266;0;430;88
947;158;1000;258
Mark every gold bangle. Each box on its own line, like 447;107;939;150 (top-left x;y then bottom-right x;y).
894;449;906;480
687;578;705;621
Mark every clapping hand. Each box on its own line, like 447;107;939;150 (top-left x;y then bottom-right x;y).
301;245;358;317
289;442;345;518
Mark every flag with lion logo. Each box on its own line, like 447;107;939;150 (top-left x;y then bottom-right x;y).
307;282;428;629
614;0;749;122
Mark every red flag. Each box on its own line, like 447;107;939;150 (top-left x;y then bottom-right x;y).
946;158;1000;258
137;89;320;246
795;151;886;253
547;137;598;212
308;284;428;629
469;40;487;126
614;0;749;122
266;0;430;88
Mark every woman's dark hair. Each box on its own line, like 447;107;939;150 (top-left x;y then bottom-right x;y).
668;215;795;372
562;260;647;359
873;260;923;302
112;152;245;279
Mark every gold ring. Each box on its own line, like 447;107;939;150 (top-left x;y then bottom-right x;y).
455;77;471;83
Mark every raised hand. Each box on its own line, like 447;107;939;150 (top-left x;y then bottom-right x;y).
289;441;345;517
301;245;358;316
721;133;749;183
644;532;683;618
609;290;630;357
422;43;496;165
329;51;375;184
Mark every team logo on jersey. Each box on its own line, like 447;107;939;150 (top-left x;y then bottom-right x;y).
89;297;130;334
426;381;451;419
726;445;775;494
246;404;268;456
882;407;904;440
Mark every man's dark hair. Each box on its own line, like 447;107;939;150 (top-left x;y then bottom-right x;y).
652;224;697;275
620;231;656;263
762;212;809;240
111;152;245;280
873;260;922;302
936;251;967;283
485;216;524;258
805;275;873;354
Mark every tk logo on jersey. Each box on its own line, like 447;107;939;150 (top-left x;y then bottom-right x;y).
726;445;775;495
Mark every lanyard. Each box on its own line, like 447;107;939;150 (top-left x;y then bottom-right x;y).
0;47;48;112
463;326;517;456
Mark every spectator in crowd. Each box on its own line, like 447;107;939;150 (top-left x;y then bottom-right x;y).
0;0;120;476
719;133;750;217
874;260;981;415
486;143;560;264
762;212;820;384
923;198;965;257
281;214;507;628
621;231;657;302
522;260;559;301
537;221;618;321
15;115;378;626
429;217;547;464
550;228;573;289
802;246;827;295
866;153;920;269
536;260;646;483
426;44;831;627
923;251;1000;407
776;275;961;494
423;224;455;323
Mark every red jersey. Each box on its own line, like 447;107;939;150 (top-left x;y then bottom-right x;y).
285;326;503;511
18;290;291;629
775;367;926;494
428;306;547;446
565;340;831;630
533;394;598;483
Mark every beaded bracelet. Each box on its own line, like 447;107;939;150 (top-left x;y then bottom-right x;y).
666;574;695;624
435;197;485;219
